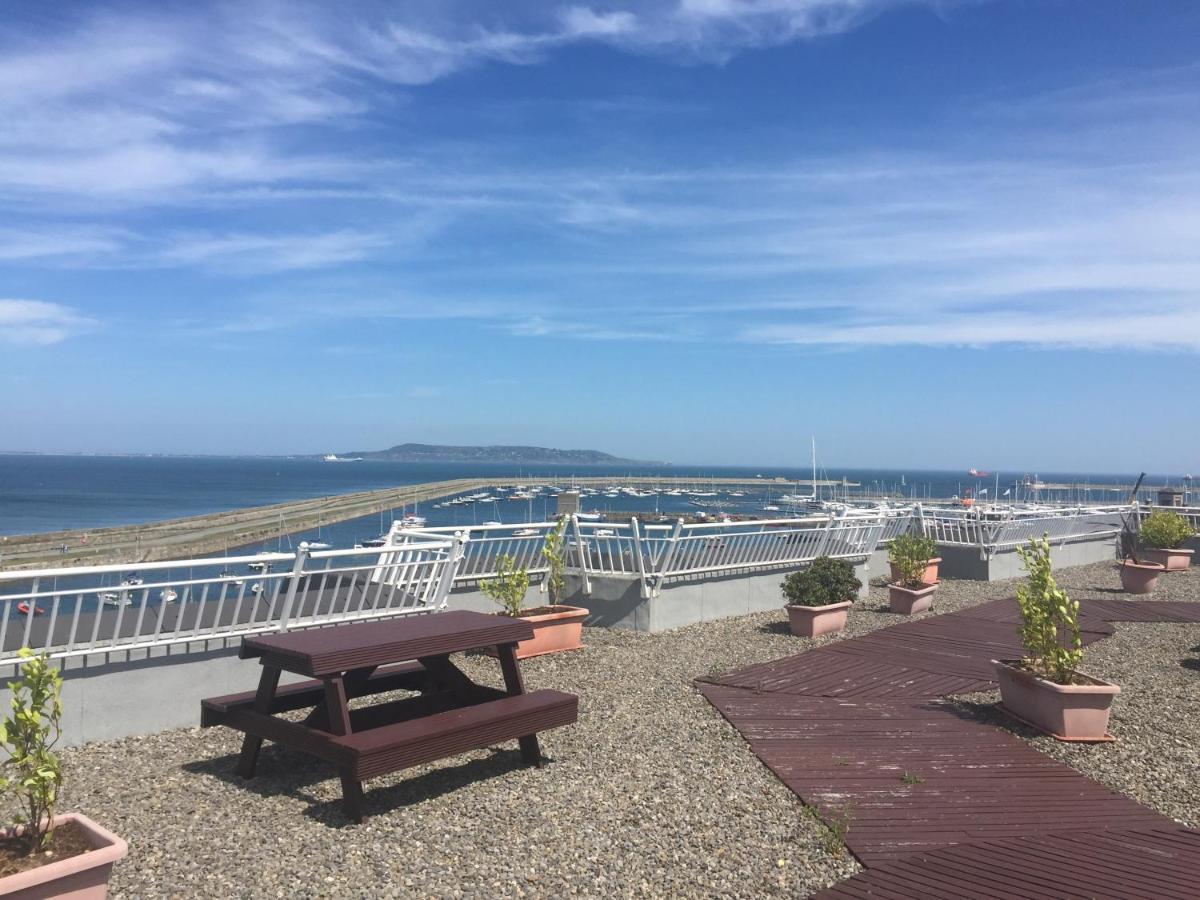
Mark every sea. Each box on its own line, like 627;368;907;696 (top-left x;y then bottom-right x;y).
0;454;1171;545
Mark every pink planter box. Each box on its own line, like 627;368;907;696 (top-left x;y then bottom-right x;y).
0;813;127;900
786;601;852;637
888;582;937;615
1118;561;1164;594
1140;547;1193;571
993;659;1119;741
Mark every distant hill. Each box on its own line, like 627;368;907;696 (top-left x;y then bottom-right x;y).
333;443;658;465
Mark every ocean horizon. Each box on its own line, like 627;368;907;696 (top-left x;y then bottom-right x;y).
0;452;1178;540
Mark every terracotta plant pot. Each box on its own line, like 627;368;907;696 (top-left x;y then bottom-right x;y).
1118;561;1164;594
0;813;127;900
888;582;938;615
786;601;852;637
1140;547;1194;572
993;659;1120;741
888;557;942;586
499;606;588;659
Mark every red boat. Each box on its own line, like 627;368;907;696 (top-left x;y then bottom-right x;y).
17;602;44;616
968;468;990;477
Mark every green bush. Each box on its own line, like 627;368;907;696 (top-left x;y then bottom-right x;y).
1139;509;1195;550
1016;535;1082;685
480;554;530;617
888;532;938;588
0;649;64;854
782;556;861;608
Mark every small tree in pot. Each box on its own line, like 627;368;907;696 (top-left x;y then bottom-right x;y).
1138;510;1195;571
480;524;588;660
993;536;1119;741
0;649;127;897
782;556;861;637
887;533;939;614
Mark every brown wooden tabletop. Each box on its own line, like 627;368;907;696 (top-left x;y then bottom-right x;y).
240;609;534;676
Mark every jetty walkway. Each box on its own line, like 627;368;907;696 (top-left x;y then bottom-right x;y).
699;597;1200;897
0;474;856;571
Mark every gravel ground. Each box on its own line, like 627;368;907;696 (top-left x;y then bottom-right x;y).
56;561;1199;898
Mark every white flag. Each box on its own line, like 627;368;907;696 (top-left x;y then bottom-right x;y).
1003;488;1011;497
979;488;988;496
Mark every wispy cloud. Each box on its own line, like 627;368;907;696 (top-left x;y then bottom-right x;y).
0;300;96;345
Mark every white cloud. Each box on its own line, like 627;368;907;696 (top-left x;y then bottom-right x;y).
0;300;96;345
157;231;393;273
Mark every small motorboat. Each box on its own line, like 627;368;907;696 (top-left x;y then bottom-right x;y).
159;589;178;603
99;591;132;607
17;601;44;616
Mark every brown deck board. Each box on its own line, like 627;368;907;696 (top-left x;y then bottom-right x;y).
700;596;1200;894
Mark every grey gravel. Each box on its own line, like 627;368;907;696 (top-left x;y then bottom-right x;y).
56;561;1199;898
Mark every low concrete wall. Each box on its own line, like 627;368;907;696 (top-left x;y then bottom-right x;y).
570;561;871;632
936;534;1119;582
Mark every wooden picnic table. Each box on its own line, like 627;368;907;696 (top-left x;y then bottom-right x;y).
200;610;578;822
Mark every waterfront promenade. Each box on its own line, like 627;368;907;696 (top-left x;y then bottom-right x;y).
0;475;856;570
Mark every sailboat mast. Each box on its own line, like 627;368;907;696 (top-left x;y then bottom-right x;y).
810;436;817;501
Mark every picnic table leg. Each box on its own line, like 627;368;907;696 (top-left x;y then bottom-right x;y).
323;675;367;823
235;665;281;778
497;642;542;765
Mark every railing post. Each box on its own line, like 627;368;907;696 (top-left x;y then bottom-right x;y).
651;518;685;597
430;532;467;610
815;513;836;558
630;517;650;599
276;547;309;633
569;514;592;596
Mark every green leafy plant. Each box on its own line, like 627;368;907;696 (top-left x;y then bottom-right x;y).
0;649;64;854
1015;535;1082;685
480;554;530;617
900;771;924;785
782;556;861;608
806;802;853;857
1139;510;1195;550
888;532;937;588
541;518;568;606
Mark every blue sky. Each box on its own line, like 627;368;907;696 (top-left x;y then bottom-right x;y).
1;1;1198;471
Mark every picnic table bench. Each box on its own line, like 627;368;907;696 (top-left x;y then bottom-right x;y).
200;610;578;822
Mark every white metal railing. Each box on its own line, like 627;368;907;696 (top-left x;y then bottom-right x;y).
917;504;1130;555
0;536;463;665
1137;504;1200;532
402;512;889;599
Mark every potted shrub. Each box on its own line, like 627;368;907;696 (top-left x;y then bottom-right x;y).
887;532;940;614
993;536;1119;741
481;522;587;659
1138;509;1195;571
0;648;127;898
781;556;861;637
887;539;941;585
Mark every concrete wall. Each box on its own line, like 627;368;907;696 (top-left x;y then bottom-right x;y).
935;534;1119;582
569;561;871;632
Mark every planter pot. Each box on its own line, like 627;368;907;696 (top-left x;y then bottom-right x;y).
888;582;938;615
888;557;942;586
993;659;1120;741
786;601;852;637
1118;561;1164;594
490;606;588;659
0;813;127;900
1140;547;1193;572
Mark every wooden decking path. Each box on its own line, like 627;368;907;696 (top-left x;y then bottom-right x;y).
698;597;1200;897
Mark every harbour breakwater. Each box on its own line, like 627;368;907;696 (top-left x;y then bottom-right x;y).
0;475;856;571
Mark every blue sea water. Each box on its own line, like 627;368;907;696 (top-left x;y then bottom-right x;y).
0;454;1165;540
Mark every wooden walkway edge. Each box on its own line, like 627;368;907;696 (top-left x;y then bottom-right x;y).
698;597;1200;898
